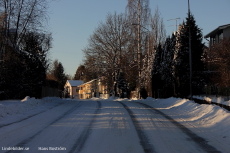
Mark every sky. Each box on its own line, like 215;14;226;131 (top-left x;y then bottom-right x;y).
47;0;230;77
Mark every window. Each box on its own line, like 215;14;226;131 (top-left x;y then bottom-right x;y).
219;33;223;41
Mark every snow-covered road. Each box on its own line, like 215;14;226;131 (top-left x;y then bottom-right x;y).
1;98;230;153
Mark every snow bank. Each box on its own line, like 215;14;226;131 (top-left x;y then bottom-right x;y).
0;97;61;118
142;97;230;145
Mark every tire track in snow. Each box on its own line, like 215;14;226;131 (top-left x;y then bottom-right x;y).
6;102;82;153
68;101;101;153
0;111;47;128
119;102;155;153
137;102;221;153
0;102;64;129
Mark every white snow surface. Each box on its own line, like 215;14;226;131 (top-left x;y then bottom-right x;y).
0;97;230;152
143;97;230;151
0;97;63;119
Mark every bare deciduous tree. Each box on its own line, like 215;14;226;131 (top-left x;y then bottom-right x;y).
150;6;166;46
0;0;51;99
0;0;49;47
82;1;167;97
83;12;133;93
206;38;230;87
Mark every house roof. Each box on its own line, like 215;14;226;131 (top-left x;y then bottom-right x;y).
67;80;84;87
77;79;98;87
204;23;230;38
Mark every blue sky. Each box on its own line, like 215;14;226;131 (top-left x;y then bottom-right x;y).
48;0;230;76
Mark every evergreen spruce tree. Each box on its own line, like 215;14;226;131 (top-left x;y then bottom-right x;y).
116;69;129;98
170;33;177;96
174;14;205;97
20;32;49;98
152;44;163;98
1;32;50;99
74;65;86;81
160;34;176;97
53;62;67;90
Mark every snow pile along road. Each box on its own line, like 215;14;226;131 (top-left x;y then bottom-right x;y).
0;97;62;118
142;97;230;150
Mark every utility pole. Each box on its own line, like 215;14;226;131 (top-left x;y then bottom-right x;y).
137;0;141;99
188;0;192;99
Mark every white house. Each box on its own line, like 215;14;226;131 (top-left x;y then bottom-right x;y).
64;80;84;99
205;23;230;46
78;78;109;99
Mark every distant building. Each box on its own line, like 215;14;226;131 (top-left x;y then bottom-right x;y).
78;78;108;99
204;24;230;46
64;80;84;99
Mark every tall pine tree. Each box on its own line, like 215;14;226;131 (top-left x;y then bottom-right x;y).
53;62;67;90
152;44;163;98
74;65;86;81
160;34;176;97
174;14;205;97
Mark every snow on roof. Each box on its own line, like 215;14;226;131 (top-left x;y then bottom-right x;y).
77;79;97;87
67;80;84;87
